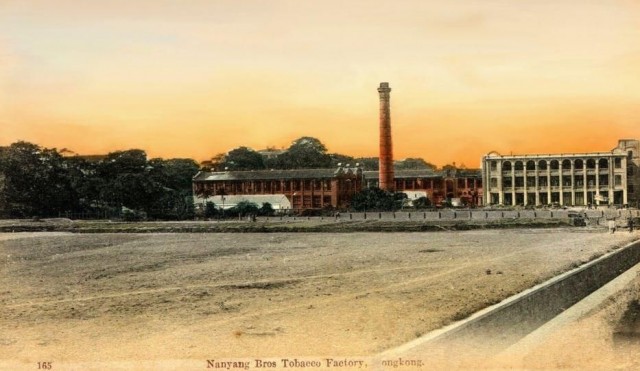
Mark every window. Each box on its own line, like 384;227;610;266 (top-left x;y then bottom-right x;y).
514;161;524;170
599;175;609;186
538;161;547;170
615;175;622;186
490;178;498;188
598;159;609;169
526;161;536;170
615;158;622;168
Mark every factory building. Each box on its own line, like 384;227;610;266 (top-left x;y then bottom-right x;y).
482;139;640;207
191;82;485;212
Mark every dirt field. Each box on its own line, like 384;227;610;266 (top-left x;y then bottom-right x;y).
0;230;638;369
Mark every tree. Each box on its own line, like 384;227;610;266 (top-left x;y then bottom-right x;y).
0;141;76;217
259;202;275;216
412;196;432;209
204;201;218;218
276;137;332;169
97;149;148;179
355;157;379;170
219;147;265;171
148;158;199;191
330;153;356;167
350;187;396;211
227;201;259;218
395;158;437;170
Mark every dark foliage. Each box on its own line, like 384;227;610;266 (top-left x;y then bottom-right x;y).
0;142;199;220
350;187;396;211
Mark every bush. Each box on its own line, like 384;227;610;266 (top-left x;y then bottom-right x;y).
122;209;146;221
204;201;218;218
259;202;275;216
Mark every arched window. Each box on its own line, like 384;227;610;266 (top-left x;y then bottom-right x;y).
502;161;512;171
538;160;547;170
526;160;535;170
586;159;596;169
598;159;609;169
514;161;524;170
562;159;571;169
550;160;559;170
575;159;584;169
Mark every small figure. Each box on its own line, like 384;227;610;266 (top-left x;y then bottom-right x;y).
628;217;634;233
608;218;616;234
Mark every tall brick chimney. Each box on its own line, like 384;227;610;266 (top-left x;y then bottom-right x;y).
378;82;394;191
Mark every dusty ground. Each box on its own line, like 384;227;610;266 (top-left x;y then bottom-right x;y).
0;230;638;369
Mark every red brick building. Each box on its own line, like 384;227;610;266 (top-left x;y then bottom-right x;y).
365;169;483;207
192;166;482;211
193;166;364;211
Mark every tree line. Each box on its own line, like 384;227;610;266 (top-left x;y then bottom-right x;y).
202;136;437;171
0;136;443;219
0;141;199;219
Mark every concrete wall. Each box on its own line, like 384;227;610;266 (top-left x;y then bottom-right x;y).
380;239;640;357
258;209;640;223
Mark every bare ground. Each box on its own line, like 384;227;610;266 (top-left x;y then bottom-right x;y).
0;230;638;368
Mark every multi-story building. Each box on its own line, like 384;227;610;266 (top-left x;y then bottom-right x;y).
192;165;483;212
193;165;364;211
482;139;640;207
364;169;482;206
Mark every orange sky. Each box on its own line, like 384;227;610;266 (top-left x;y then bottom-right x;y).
1;0;639;167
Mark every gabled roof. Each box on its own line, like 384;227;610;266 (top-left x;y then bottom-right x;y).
193;167;481;182
193;168;359;181
364;169;481;179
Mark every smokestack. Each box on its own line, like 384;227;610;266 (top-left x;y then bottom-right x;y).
378;82;394;191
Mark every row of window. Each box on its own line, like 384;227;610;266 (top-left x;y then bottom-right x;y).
393;178;483;190
490;175;623;188
490;190;626;205
200;179;335;194
490;158;623;171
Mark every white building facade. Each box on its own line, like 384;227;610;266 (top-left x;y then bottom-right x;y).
482;139;640;207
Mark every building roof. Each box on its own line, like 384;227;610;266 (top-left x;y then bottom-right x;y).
482;147;628;160
193;167;361;181
194;167;482;182
363;169;481;179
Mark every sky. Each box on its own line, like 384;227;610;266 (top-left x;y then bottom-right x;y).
1;0;639;168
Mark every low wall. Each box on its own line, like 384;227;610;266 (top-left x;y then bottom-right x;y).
258;209;640;224
379;238;640;357
260;209;640;223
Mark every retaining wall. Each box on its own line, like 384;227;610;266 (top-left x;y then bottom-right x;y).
380;238;640;357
